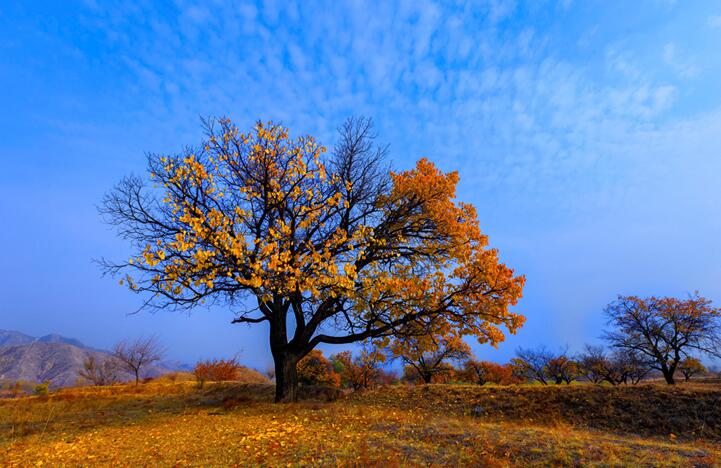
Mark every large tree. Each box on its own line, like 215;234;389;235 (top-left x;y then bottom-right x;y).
603;294;721;384
101;117;525;402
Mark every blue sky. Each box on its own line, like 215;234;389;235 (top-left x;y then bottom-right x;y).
2;0;721;370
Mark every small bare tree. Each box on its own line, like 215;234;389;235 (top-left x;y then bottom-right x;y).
78;354;120;386
512;346;554;385
577;345;608;384
113;336;164;385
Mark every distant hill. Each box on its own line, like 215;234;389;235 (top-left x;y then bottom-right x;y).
36;333;89;349
0;330;186;388
0;330;35;347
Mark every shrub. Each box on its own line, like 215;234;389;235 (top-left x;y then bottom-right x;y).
34;382;50;396
330;349;386;390
193;359;242;388
297;350;340;387
78;354;121;386
462;360;520;385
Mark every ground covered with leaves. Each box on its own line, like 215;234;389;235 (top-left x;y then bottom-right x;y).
1;381;720;466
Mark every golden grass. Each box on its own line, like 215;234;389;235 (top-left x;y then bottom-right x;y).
1;382;719;466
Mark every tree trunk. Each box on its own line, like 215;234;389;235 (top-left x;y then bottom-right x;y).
421;372;432;384
273;351;299;403
662;368;676;385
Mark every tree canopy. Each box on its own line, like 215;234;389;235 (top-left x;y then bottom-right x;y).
101;117;525;401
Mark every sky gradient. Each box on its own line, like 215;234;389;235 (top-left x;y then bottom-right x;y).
2;0;721;370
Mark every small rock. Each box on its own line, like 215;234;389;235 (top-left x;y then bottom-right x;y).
470;406;484;417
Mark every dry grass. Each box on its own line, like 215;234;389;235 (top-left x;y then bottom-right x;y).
354;382;721;441
0;381;719;466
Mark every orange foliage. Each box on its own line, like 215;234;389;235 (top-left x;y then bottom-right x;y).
461;360;520;385
393;333;471;384
678;357;707;381
104;118;525;401
297;350;340;387
193;359;241;385
331;348;386;390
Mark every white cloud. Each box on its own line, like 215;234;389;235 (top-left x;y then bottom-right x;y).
49;0;719;218
708;15;721;28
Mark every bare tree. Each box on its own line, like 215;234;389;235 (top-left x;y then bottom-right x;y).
512;346;554;385
578;345;651;386
113;337;164;385
603;294;721;384
78;354;120;386
612;350;652;385
577;345;608;384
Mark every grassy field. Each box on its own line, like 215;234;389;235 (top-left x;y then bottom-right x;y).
1;381;720;466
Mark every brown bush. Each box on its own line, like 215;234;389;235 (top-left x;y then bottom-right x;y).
193;360;269;388
193;359;242;387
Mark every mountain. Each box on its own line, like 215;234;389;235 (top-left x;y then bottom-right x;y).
36;333;88;349
0;341;103;388
0;330;91;349
0;330;186;388
0;330;35;347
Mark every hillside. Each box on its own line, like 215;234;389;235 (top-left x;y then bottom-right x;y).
0;341;104;388
0;330;35;347
1;382;719;466
0;330;183;388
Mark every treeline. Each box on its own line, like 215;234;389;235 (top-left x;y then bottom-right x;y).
290;292;721;389
72;293;721;391
287;344;713;390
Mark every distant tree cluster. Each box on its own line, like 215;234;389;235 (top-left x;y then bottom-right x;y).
503;346;647;386
507;294;720;386
390;292;719;387
297;350;341;387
